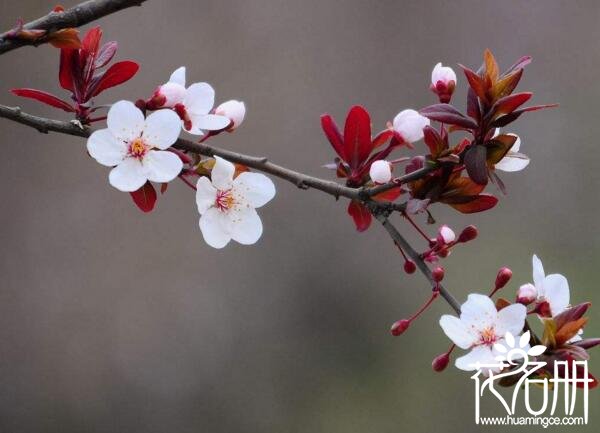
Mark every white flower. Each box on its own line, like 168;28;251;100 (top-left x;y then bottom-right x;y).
369;160;392;184
516;283;537;304
492;131;530;172
215;100;246;130
156;67;231;135
531;254;570;317
439;294;526;372
438;225;456;244
393;109;430;143
196;156;276;248
431;62;457;87
87;100;182;192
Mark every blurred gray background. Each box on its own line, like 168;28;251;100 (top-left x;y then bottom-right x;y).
1;0;599;432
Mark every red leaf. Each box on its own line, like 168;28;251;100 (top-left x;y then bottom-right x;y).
503;55;532;76
460;65;487;102
11;88;74;112
95;41;118;69
420;104;478;129
82;26;102;56
466;87;481;121
464;145;488;185
373;187;402;202
130;182;157;213
372;129;394;149
321;114;347;162
422;125;445;157
343;105;373;169
450;194;498;214
59;48;76;91
488;92;532;119
88;60;139;97
491;104;558;128
347;200;372;232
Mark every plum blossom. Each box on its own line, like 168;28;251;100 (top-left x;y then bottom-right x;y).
530;254;570;317
87;100;182;192
153;66;231;135
215;100;246;130
492;130;530;172
369;160;392;184
392;109;430;144
196;156;276;248
439;294;526;372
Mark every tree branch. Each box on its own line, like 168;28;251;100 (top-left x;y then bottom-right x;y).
0;0;148;55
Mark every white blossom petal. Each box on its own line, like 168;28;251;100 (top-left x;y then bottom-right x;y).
233;172;276;208
431;62;457;85
211;156;235;190
143;150;182;183
496;303;527;337
507;134;521;152
544;273;570;316
532;254;545;291
87;129;126;167
455;346;498;372
196;176;217;214
142;109;182;150
460;294;497;331
215;100;245;129
439;315;476;349
392;109;430;143
190;113;231;131
229;207;263;245
495;154;530;172
108;158;147;192
184;82;215;115
199;207;231;249
107;100;144;141
169;66;186;86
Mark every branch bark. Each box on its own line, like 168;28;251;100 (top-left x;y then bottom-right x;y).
0;0;147;55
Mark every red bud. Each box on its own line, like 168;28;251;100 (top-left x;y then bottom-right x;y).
495;267;512;290
432;352;450;372
432;267;445;283
390;319;410;336
457;225;478;243
404;260;416;274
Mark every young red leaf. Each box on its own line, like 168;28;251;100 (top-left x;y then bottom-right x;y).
59;48;76;91
422;125;445;158
503;55;532;76
460;65;487;103
321;114;347;162
88;60;139;97
95;41;118;69
420;104;478;129
372;129;394;149
491;68;523;100
466;87;481;122
82;26;102;55
343;105;373;169
11;88;75;112
347;200;372;232
488;92;532;120
450;194;498;213
491;104;558;128
130;182;157;213
464;145;488;185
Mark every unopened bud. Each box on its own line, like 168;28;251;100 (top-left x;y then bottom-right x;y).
430;62;457;103
432;351;451;372
393;109;430;144
516;283;537;305
432;267;445;283
404;260;416;274
369;160;392;184
215;100;246;130
156;82;186;108
495;267;512;290
457;225;478;243
437;225;456;245
390;319;411;336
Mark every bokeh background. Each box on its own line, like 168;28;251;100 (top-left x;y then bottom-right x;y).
1;0;599;432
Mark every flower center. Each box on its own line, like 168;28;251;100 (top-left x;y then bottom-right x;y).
128;137;148;159
215;189;236;212
479;327;497;346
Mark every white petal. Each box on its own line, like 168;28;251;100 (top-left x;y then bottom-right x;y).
495;154;530;172
544;274;570;316
87;129;126;166
142;109;181;150
199;207;231;249
196;176;217;214
190;113;231;131
233;172;276;208
169;66;186;86
184;82;215;115
157;82;186;107
455;346;497;372
439;315;476;349
229;207;263;245
108;158;147;192
215;100;246;129
431;62;456;85
532;254;545;292
504;331;515;348
496;304;527;337
507;133;521;152
211;156;235;190
519;331;531;348
392;109;430;143
107;100;144;141
143;150;182;183
460;294;497;331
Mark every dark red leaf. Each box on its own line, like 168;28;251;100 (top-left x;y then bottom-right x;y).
347;200;372;232
11;88;74;112
466;87;481;121
88;60;139;97
488;92;532;120
82;26;102;56
130;182;157;213
59;48;76;91
491;68;523;100
372;129;394;149
343;105;373;169
503;55;532;76
460;65;487;102
464;145;488;185
450;194;498;213
95;41;118;69
491;104;558;128
420;104;478;129
321;114;347;162
422;125;445;157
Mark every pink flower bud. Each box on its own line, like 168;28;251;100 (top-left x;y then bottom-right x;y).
495;267;512;290
390;319;410;336
432;351;450;372
432;267;445;283
404;260;416;274
430;62;457;103
437;225;456;244
369;160;392;184
215;100;246;130
516;283;537;305
457;225;478;243
156;82;186;107
392;109;430;143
